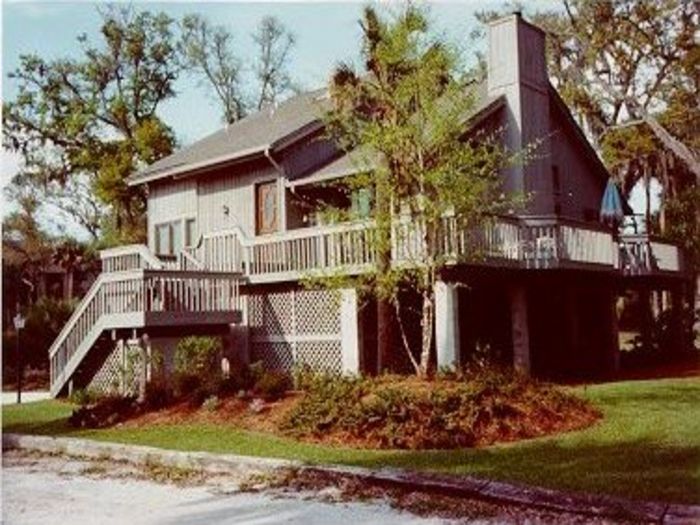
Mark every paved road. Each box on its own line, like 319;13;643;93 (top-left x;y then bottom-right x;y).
2;392;50;405
2;456;446;525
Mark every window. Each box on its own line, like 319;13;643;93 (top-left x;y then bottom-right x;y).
185;218;197;248
256;181;278;235
351;188;373;219
552;166;561;193
154;220;185;256
155;223;171;256
552;165;562;215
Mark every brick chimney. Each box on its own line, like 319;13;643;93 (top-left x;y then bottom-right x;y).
487;12;551;212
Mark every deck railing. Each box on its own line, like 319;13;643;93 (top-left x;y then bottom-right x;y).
102;218;684;286
101;244;164;272
49;269;242;396
618;235;684;275
190;216;646;279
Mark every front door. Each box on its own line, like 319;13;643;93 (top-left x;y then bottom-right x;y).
256;181;278;235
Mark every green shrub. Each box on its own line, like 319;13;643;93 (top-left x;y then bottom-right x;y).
248;361;265;383
3;298;75;374
174;336;222;378
215;360;257;397
69;395;138;428
281;368;598;450
172;336;223;402
69;388;102;407
201;395;219;412
143;380;173;410
173;373;202;399
253;371;291;401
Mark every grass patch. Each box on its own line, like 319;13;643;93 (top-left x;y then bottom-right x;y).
3;377;699;504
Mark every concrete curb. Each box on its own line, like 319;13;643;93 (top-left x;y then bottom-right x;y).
2;433;301;475
4;433;699;524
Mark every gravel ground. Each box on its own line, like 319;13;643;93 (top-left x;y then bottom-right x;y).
1;450;635;524
1;450;447;525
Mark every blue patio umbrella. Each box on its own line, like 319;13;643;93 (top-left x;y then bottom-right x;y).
599;178;627;227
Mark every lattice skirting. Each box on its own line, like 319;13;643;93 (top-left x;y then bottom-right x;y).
88;341;143;395
250;340;342;373
249;288;343;373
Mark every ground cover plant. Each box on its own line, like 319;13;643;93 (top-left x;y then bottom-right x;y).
3;376;699;504
65;357;597;449
282;367;599;449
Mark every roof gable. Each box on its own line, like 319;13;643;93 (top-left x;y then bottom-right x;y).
128;89;328;185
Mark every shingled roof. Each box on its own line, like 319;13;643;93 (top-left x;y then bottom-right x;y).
129;80;498;186
288;80;504;188
128;88;329;185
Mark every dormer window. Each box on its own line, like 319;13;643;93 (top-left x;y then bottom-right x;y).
552;165;562;215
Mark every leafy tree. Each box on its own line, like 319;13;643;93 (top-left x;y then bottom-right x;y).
324;6;522;376
478;1;699;272
478;1;698;196
181;14;297;122
3;5;180;244
252;16;296;110
2;193;53;317
180;14;246;124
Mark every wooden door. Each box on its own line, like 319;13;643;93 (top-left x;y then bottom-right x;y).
256;181;278;235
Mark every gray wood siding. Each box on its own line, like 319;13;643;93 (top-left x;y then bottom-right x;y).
197;162;279;238
147;179;197;251
147;161;280;248
549;110;605;222
281;132;338;179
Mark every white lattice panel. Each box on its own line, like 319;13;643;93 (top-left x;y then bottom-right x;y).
248;288;344;373
88;344;123;395
251;342;294;371
88;342;142;395
294;289;341;335
249;292;294;337
296;341;342;373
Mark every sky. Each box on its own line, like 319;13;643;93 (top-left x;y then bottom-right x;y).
1;0;655;238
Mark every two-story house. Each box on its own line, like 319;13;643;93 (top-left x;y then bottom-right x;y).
48;13;689;397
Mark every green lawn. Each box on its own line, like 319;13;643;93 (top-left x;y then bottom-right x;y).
3;377;699;504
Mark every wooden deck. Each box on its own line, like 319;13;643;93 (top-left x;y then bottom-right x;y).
180;216;686;282
49;268;242;397
51;216;685;397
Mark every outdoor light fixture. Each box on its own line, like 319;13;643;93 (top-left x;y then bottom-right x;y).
13;311;26;404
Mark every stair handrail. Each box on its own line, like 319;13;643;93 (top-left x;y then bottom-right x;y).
48;269;146;360
48;273;106;360
100;244;164;272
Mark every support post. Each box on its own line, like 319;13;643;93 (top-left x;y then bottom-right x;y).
510;284;531;375
670;285;685;356
435;281;460;370
605;289;621;374
138;334;148;403
340;288;360;374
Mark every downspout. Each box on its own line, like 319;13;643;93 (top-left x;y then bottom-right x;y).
264;146;285;177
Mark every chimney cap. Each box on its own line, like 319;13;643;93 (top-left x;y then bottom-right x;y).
486;10;546;37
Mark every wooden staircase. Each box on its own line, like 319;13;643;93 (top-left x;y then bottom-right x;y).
49;246;243;397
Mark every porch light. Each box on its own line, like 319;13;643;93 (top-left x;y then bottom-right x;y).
13;311;26;404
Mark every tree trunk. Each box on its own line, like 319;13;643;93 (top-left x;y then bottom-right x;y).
377;296;394;373
64;270;74;301
419;289;434;377
375;180;394;374
644;164;652;233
